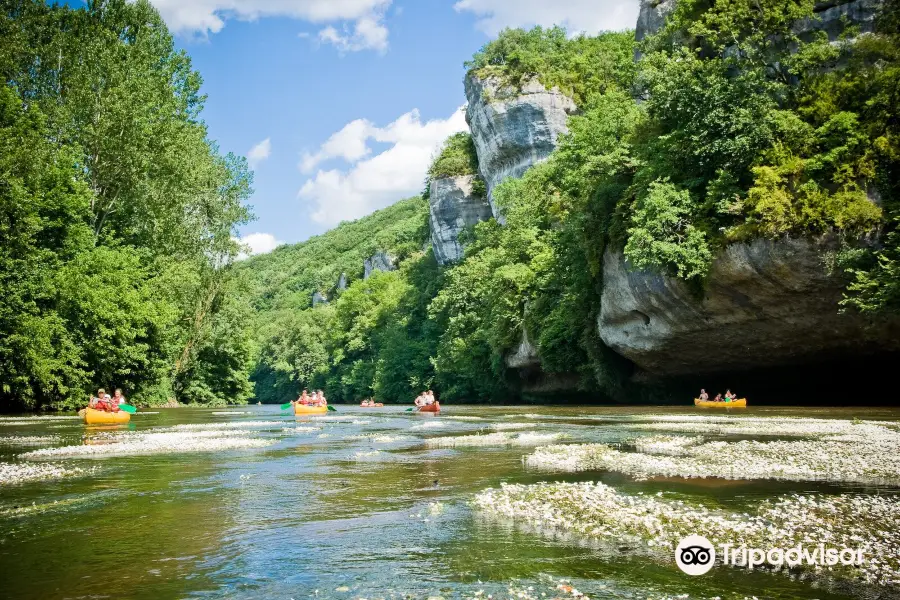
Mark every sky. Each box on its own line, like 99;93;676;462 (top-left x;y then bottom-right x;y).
142;0;641;255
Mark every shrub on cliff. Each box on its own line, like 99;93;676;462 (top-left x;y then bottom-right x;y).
466;26;636;105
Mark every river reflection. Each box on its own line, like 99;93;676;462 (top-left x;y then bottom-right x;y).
1;405;898;599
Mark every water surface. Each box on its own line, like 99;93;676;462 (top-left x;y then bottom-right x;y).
1;405;897;599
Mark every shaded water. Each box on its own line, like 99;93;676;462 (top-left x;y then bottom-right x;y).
1;405;898;599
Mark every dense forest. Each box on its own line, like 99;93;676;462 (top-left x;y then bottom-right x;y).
0;0;254;409
3;0;898;410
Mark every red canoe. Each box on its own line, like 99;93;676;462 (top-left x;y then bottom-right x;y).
416;402;440;413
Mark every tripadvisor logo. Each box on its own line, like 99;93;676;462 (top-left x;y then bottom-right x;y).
675;534;716;575
675;534;866;576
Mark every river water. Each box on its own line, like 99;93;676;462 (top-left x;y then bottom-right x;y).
1;405;899;600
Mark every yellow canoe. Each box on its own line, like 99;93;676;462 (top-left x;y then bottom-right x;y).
83;408;131;424
294;404;328;415
694;398;747;408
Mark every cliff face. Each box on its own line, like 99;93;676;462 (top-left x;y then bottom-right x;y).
598;237;900;377
363;252;396;279
464;74;577;220
428;175;493;265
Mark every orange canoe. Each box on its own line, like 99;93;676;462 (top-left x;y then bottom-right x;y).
83;408;131;425
294;404;328;415
416;402;440;413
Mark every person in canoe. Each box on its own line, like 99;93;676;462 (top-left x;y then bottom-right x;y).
424;390;435;405
89;388;113;411
713;393;723;402
414;394;425;408
294;390;309;406
699;389;709;401
317;390;328;406
113;389;127;407
724;389;735;403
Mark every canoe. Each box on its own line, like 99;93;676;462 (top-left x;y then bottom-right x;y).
694;398;747;408
294;404;328;415
416;402;440;413
83;408;131;425
359;403;384;407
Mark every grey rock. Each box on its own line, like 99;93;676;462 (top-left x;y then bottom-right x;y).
336;272;347;291
465;74;577;220
428;175;493;265
312;291;328;306
795;0;881;40
363;251;396;279
598;236;900;376
635;0;678;59
506;330;541;370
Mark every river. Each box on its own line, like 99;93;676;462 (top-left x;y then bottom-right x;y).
1;405;899;599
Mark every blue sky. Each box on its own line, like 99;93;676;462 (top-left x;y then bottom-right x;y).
143;0;640;254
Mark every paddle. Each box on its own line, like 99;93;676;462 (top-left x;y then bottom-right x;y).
327;405;336;412
280;402;292;410
117;403;137;414
405;407;415;412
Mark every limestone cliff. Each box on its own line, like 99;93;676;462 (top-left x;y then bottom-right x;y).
464;74;577;220
363;251;396;279
428;175;493;265
598;237;900;377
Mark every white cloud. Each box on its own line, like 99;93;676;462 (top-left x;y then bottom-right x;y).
300;119;373;173
317;13;389;53
298;107;468;225
236;232;282;259
148;0;392;51
454;0;640;35
247;137;271;169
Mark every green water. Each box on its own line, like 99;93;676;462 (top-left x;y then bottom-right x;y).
1;405;898;599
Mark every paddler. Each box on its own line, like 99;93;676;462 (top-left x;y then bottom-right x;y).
724;389;735;403
90;388;112;411
699;389;709;401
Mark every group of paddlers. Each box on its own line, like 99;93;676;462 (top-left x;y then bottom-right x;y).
698;389;739;402
292;389;328;407
89;388;128;412
413;390;437;407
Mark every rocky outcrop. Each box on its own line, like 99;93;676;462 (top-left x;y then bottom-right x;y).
465;74;577;220
312;291;328;306
635;0;881;51
598;237;900;377
336;272;347;292
428;175;493;265
363;251;396;279
635;0;677;55
506;330;541;370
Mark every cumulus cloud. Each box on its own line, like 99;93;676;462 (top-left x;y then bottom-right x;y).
236;232;282;259
298;107;468;225
148;0;392;51
454;0;639;35
317;13;389;53
247;137;271;169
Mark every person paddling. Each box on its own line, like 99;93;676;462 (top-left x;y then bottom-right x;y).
90;388;112;411
699;389;709;401
724;389;735;403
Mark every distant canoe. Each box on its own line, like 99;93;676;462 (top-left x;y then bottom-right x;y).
294;404;328;415
416;402;440;413
83;408;131;424
359;403;384;407
694;398;747;408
